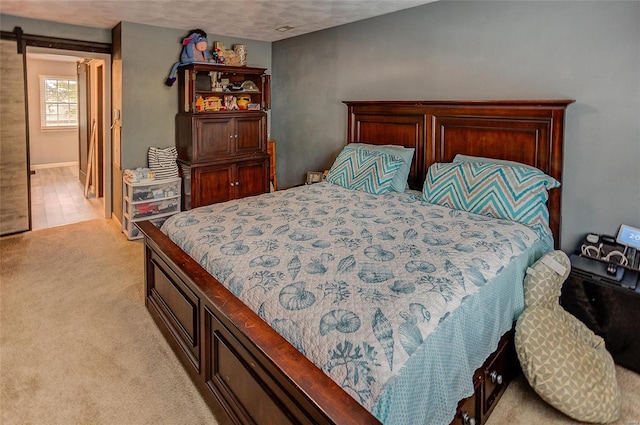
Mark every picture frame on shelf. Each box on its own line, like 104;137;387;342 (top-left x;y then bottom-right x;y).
305;171;323;184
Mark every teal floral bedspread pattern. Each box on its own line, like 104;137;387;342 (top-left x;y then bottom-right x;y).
161;182;542;413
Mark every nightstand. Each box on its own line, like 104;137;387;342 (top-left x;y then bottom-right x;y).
560;264;640;373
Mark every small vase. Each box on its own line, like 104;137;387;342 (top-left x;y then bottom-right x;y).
233;44;247;66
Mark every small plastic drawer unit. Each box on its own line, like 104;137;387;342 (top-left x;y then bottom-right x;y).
122;177;181;240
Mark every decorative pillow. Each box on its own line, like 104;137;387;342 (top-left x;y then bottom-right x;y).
326;145;404;195
516;306;621;423
350;143;415;192
421;161;560;228
453;154;539;171
515;251;621;423
522;250;571;308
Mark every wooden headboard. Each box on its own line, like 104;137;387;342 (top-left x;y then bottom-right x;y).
343;100;574;247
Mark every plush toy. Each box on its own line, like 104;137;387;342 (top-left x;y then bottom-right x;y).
165;29;212;87
212;47;225;64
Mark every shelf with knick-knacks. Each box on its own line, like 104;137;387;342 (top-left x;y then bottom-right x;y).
177;63;270;114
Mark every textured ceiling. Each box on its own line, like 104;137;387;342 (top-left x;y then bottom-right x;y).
0;0;436;42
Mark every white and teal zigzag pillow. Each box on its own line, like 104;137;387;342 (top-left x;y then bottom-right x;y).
326;146;404;195
422;162;560;228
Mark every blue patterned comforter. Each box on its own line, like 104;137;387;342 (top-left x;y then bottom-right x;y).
161;182;549;422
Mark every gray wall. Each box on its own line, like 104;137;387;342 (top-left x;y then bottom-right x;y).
117;22;272;171
271;0;640;251
3;3;639;250
0;14;111;43
1;15;271;222
111;21;271;220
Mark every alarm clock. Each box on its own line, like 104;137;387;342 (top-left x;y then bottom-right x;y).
617;224;640;250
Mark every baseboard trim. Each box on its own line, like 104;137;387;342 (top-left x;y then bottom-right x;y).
112;213;122;233
31;161;78;170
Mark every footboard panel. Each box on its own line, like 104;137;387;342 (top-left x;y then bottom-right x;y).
147;249;201;371
205;306;321;424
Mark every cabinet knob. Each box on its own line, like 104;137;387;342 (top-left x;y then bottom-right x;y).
461;412;476;425
236;181;240;185
230;182;235;186
490;370;503;385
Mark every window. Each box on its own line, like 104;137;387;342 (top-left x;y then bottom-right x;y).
40;76;78;129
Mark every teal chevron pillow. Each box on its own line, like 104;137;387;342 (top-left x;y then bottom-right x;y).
326;146;404;195
350;143;415;192
422;162;560;228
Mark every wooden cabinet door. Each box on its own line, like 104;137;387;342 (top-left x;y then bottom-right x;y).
190;159;268;209
193;163;234;207
194;116;234;162
235;113;266;157
236;158;269;199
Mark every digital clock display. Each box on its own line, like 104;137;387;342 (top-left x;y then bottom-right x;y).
617;224;640;250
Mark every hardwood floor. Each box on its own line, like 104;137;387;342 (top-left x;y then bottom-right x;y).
30;166;103;231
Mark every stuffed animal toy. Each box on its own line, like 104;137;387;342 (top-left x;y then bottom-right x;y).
165;29;212;87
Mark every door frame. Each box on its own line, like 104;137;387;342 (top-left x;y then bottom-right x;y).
1;28;113;227
77;58;106;198
26;45;112;220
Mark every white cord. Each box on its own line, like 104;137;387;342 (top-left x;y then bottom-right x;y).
602;250;629;266
581;243;629;266
581;243;602;258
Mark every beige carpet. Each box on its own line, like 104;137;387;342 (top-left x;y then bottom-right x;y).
1;219;639;425
486;366;640;425
1;220;217;425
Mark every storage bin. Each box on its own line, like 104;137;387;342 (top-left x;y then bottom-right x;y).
122;177;181;240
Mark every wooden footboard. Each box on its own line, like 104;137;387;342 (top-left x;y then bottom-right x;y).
138;220;518;425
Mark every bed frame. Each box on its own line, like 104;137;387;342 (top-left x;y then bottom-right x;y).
137;100;573;425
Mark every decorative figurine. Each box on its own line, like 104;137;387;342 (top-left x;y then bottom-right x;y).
165;29;212;86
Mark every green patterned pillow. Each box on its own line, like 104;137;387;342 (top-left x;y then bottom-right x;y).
515;251;621;423
422;162;559;229
349;143;415;192
516;307;620;423
326;146;404;195
522;250;571;308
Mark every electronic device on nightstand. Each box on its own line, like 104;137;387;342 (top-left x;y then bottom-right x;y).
569;225;640;291
617;224;640;265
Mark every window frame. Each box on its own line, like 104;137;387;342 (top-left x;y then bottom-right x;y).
39;74;78;131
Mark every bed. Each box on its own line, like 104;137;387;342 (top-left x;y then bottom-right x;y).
137;99;573;425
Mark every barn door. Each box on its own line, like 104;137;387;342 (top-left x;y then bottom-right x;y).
0;36;31;235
